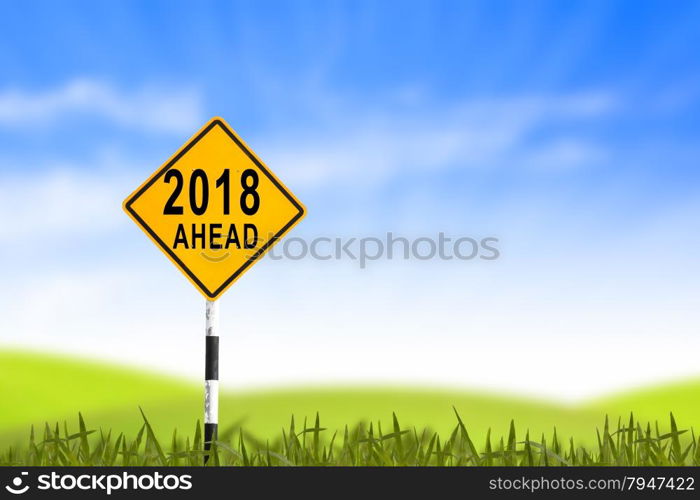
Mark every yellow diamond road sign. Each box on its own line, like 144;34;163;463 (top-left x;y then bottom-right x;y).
123;117;306;300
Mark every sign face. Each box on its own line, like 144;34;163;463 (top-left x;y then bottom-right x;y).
123;117;305;300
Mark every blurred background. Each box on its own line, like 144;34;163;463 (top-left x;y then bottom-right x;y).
0;0;699;443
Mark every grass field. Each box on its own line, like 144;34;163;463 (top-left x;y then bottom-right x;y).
1;349;699;455
3;410;698;466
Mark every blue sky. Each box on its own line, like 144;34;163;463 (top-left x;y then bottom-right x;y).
0;1;699;400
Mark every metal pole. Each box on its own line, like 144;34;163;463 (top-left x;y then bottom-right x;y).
204;299;219;463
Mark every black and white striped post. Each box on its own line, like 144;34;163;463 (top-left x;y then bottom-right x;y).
204;299;219;463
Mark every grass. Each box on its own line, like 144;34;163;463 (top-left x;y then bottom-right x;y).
1;411;698;466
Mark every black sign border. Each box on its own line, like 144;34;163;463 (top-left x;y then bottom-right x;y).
124;119;305;299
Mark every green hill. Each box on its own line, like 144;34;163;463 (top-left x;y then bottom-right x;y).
1;349;698;448
585;378;700;426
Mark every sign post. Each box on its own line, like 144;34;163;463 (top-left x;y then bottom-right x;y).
204;299;219;459
123;117;305;463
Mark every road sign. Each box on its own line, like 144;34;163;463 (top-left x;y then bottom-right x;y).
123;117;306;300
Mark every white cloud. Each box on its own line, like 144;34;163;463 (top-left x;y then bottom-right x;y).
0;90;616;245
0;79;203;133
519;138;607;172
264;92;617;188
0;168;130;243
